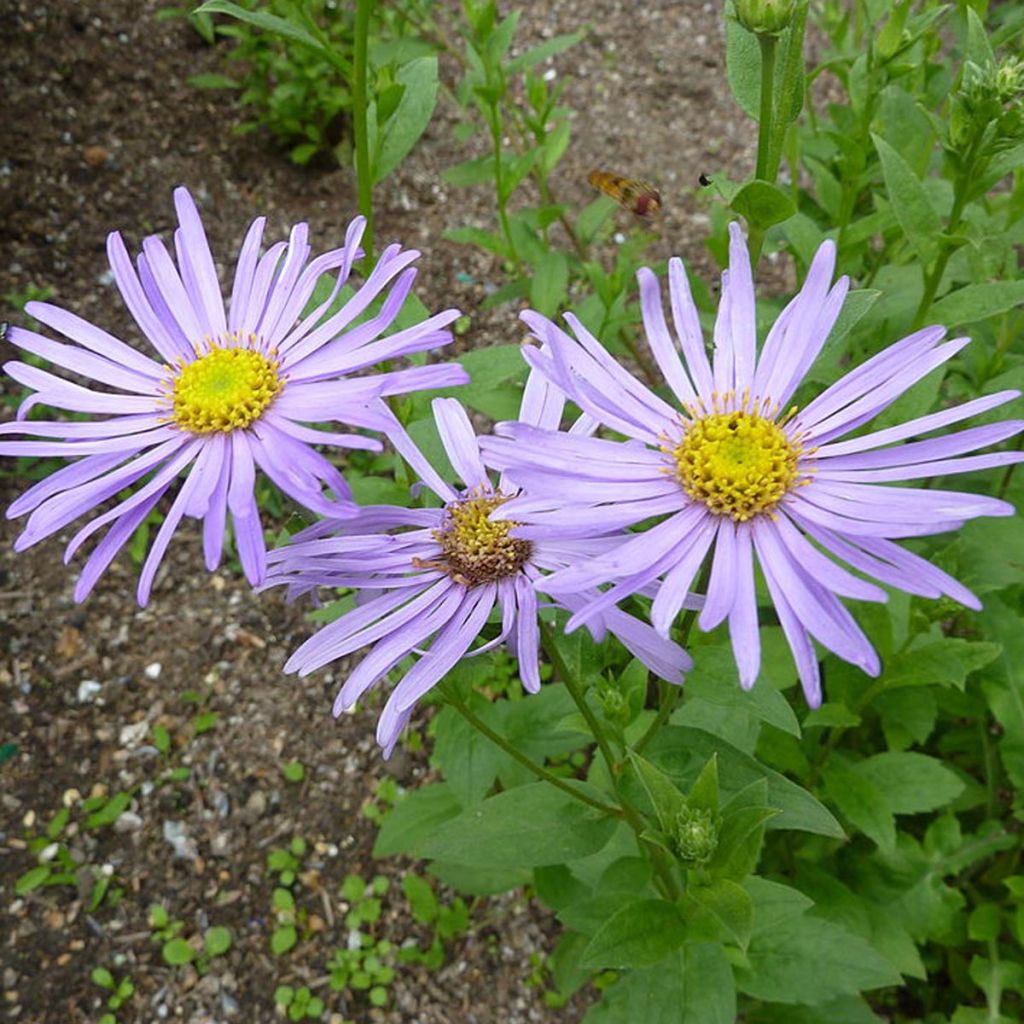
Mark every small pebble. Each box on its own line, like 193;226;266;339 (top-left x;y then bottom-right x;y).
144;662;162;680
76;680;102;703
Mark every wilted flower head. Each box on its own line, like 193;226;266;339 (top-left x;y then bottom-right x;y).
481;224;1023;706
265;379;693;756
0;187;466;604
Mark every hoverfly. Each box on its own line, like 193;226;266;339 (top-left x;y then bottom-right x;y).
587;170;661;218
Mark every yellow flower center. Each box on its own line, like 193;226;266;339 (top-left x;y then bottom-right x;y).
419;493;532;586
671;409;803;521
171;344;282;434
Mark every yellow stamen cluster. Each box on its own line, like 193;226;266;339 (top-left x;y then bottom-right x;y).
171;343;282;434
670;407;803;521
422;492;532;587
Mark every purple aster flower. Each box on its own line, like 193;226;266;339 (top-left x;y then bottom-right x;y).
480;224;1024;706
0;187;467;604
265;379;693;756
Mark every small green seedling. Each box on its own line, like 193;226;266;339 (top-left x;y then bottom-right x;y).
91;966;134;1022
274;984;325;1021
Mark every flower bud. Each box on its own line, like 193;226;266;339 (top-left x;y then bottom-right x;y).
996;57;1024;105
596;684;629;724
672;806;720;865
735;0;797;36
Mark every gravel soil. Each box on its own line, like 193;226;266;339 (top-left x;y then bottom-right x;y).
0;2;754;1021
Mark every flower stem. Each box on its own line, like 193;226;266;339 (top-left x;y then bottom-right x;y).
439;687;623;820
755;33;778;182
539;621;682;900
911;133;982;329
747;32;779;266
352;0;375;264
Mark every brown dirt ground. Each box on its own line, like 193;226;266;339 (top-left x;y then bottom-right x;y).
0;2;755;1022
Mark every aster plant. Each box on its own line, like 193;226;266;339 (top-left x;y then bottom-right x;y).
481;224;1024;707
265;378;693;756
0;187;466;604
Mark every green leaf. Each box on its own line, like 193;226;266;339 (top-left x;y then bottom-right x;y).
684;644;800;737
929;281;1024;327
204;926;232;957
281;760;305;783
271;926;298;955
373;783;462;858
871;134;941;265
584;944;736;1024
419;783;617;868
738;883;900;1005
500;150;538;203
529;251;570;318
85;791;132;830
507;30;585;72
432;703;502;806
823;759;896;851
373;57;438;185
884;637;1001;691
91;967;115;990
854;752;964;815
443;226;510;259
162;938;197;966
428;860;530;897
581;899;687;969
195;1;339;65
648;727;844;838
14;864;50;897
730;180;796;230
151;723;171;755
626;749;687;833
442;156;494;187
712;794;776;882
402;873;439;924
685;878;754;948
187;72;238;90
964;6;996;67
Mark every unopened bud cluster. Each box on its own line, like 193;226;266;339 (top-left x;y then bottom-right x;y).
673;806;720;865
950;58;1024;151
735;0;797;36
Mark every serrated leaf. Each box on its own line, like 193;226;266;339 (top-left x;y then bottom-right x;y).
581;899;687;969
823;759;896;851
584;944;735;1024
648;727;844;838
432;703;502;806
854;752;963;815
419;782;617;868
685;878;753;948
737;908;900;1005
626;749;687;833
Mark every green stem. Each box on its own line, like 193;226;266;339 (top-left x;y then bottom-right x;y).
911;134;982;329
634;563;710;754
488;107;523;276
352;0;375;264
755;33;778;181
747;34;779;266
441;688;623;820
539;621;681;900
